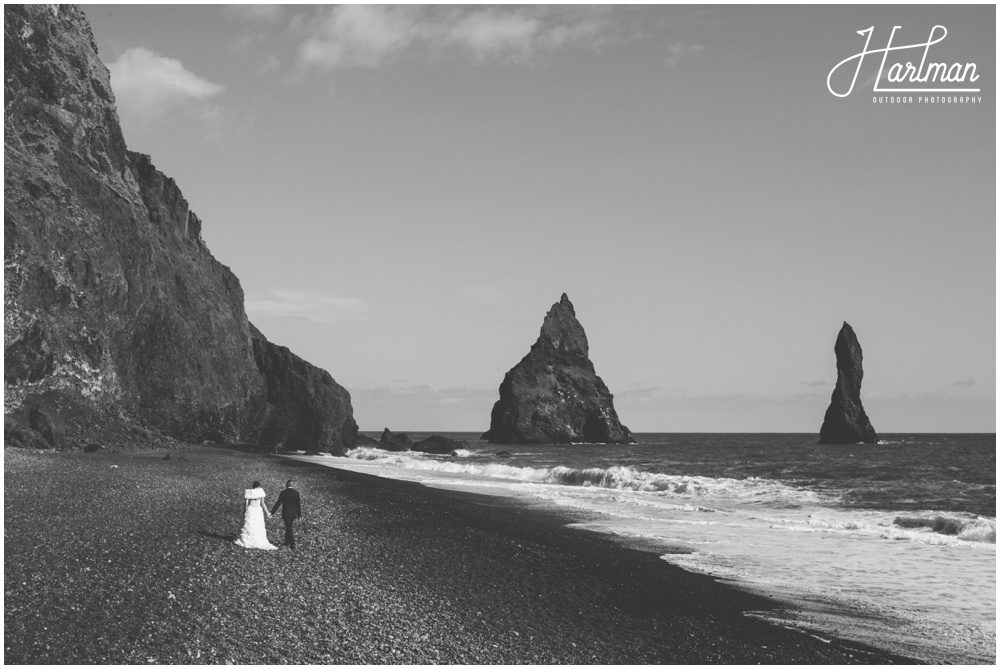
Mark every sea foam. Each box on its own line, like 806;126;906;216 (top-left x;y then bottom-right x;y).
892;514;996;543
344;447;826;506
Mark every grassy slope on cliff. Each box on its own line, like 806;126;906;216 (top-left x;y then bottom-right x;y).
4;446;915;664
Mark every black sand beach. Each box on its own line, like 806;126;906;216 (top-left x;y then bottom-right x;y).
4;445;918;664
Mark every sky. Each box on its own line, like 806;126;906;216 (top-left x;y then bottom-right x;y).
84;4;995;433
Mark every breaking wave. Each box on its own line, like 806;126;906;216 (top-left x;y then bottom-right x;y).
892;514;996;543
750;511;997;545
343;447;823;504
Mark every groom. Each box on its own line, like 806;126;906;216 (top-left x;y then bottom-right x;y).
270;480;302;549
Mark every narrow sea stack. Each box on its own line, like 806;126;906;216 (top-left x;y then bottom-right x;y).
4;5;356;452
819;322;878;444
484;294;633;445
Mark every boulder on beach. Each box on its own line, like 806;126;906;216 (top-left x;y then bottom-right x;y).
483;294;634;445
27;398;66;449
819;322;878;444
4;417;53;450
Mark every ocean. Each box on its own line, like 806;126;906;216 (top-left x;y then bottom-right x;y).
285;432;995;664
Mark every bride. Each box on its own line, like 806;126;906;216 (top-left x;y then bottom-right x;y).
234;481;277;550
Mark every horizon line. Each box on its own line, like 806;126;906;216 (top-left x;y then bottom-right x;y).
356;429;996;436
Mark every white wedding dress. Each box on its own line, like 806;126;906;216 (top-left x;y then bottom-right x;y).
234;488;277;550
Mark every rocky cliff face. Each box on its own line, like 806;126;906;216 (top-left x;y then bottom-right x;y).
484;294;633;445
4;5;356;452
819;322;878;444
251;325;357;455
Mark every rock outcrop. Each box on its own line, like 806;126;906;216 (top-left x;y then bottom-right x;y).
4;5;355;453
4;416;53;450
353;433;381;448
379;429;412;452
484;294;633;445
251;325;357;455
819;322;878;444
412;434;467;455
27;397;66;449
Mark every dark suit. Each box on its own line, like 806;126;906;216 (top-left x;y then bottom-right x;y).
271;488;302;548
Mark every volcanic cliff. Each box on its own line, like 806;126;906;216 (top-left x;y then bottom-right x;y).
484;294;633;445
818;322;878;444
4;5;357;453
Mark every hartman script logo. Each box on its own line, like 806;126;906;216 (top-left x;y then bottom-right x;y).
827;25;980;98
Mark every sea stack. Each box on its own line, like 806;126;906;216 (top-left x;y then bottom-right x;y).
484;294;633;445
819;322;878;444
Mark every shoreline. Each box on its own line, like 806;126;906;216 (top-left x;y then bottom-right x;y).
289;452;985;665
5;445;919;664
335;433;996;665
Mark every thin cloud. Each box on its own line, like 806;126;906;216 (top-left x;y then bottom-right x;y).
665;41;704;67
244;289;369;323
446;10;541;60
616;390;833;410
257;54;282;75
294;6;623;73
107;47;223;128
353;384;495;399
949;377;975;386
616;386;664;402
350;385;496;410
297;5;420;69
229;32;284;77
349;385;498;431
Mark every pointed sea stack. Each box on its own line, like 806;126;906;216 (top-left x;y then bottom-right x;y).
484;294;633;445
819;322;878;444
